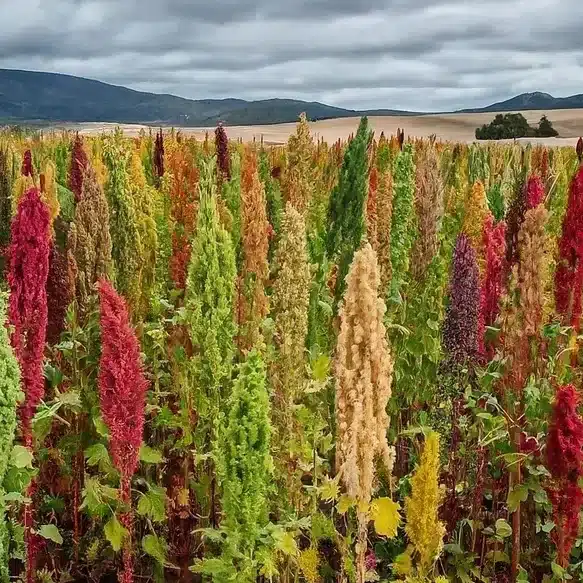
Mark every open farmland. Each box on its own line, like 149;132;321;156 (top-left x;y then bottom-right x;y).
1;116;583;583
65;108;583;145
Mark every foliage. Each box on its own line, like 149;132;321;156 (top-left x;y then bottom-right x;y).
68;134;88;202
239;149;270;350
326;116;372;301
555;167;583;329
270;203;311;508
46;244;73;346
476;113;558;140
442;233;480;364
215;124;231;183
184;156;237;433
8;187;51;444
0;147;13;253
97;278;148;483
194;350;272;581
103;131;144;311
389;143;416;304
0;127;580;583
284;113;314;216
67;163;112;314
403;431;445;576
545;385;583;567
0;294;22;582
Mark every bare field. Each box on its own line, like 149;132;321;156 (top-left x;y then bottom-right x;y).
69;108;583;146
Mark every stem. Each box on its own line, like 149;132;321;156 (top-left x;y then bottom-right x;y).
119;477;134;583
356;511;367;583
511;424;521;582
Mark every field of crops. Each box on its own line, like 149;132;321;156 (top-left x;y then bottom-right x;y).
0;115;583;583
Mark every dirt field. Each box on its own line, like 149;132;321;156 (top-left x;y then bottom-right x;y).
69;108;583;146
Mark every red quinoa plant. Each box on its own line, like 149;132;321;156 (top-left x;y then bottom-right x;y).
479;214;507;360
21;149;34;178
98;279;149;583
555;166;583;330
8;187;51;444
7;186;51;583
168;147;199;290
545;384;583;568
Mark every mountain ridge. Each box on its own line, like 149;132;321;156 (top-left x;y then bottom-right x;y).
456;91;583;113
0;68;413;126
1;68;582;126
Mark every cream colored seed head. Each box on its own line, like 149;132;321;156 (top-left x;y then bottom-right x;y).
335;243;394;504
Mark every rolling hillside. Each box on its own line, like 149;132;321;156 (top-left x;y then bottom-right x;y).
0;68;410;126
1;69;582;126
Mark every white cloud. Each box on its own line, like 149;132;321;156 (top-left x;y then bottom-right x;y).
0;0;582;111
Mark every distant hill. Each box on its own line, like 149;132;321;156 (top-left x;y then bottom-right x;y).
0;68;412;126
2;69;582;126
457;91;583;113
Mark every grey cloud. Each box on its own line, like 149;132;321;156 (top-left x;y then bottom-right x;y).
0;0;582;112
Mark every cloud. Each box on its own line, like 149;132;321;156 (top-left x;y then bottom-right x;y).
0;0;582;112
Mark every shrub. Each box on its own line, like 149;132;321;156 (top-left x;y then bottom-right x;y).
475;113;558;140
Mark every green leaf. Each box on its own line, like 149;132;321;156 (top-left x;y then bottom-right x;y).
190;558;234;576
336;494;356;515
84;443;110;467
4;467;34;493
142;534;167;566
139;445;165;464
541;521;555;533
507;485;529;512
318;477;339;502
272;530;298;557
405;336;424;357
80;477;118;517
426;318;439;331
11;446;33;469
551;562;572;580
3;492;30;504
533;489;549;504
9;521;25;561
486;550;510;564
44;364;64;388
93;416;109;437
495;519;512;538
311;355;330;382
137;485;166;522
370;497;401;538
37;524;63;545
104;515;128;552
56;390;82;408
517;566;530;583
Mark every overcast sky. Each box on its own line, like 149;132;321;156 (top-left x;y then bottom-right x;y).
1;0;582;112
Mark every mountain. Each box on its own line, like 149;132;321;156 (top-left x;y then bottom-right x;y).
0;68;412;126
457;91;583;113
2;69;582;126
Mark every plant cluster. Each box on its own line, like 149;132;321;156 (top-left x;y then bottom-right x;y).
0;122;580;583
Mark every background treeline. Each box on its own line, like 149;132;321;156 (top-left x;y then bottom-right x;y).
475;113;559;140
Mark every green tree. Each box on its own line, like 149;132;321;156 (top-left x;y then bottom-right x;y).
476;113;535;140
536;115;559;137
